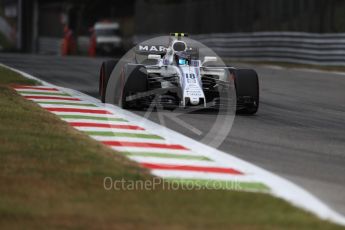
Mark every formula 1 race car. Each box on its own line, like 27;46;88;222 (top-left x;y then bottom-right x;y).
99;33;259;114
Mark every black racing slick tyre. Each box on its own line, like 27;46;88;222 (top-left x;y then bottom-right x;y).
120;65;148;109
234;69;259;114
99;60;116;103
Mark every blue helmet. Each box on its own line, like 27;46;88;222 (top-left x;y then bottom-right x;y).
175;51;190;65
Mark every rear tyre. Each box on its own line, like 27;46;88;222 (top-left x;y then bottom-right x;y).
234;69;259;114
99;60;116;103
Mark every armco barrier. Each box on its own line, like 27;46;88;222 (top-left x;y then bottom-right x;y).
38;32;345;66
38;36;89;56
38;37;62;55
135;32;345;66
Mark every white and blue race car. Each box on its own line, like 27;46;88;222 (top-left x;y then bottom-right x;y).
99;33;259;114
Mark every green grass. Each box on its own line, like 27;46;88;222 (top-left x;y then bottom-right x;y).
0;65;344;229
0;66;38;85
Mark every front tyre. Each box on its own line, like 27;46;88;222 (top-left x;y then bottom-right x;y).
99;60;116;103
120;65;148;109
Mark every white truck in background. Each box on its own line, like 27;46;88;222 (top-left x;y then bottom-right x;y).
89;21;123;56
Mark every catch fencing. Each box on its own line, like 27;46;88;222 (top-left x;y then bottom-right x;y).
136;32;345;66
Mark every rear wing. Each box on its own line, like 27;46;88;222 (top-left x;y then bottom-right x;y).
135;33;189;55
135;44;167;55
135;44;199;59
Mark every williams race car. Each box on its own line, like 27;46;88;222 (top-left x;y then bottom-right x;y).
99;33;259;114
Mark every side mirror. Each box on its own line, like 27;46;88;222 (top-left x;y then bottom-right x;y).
202;56;217;65
148;54;161;60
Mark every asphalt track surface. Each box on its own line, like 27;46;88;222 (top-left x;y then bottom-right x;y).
1;53;345;217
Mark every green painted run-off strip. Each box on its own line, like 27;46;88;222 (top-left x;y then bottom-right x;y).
19;91;70;96
118;151;211;161
164;178;269;192
59;114;127;122
38;101;97;107
87;132;163;140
